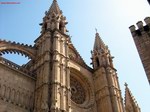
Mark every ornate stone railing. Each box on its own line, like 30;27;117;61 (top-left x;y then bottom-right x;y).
0;57;34;78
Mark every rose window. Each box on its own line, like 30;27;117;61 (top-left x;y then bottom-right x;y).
70;76;86;104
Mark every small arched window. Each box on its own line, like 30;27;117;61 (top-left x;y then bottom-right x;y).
96;57;100;67
59;22;63;31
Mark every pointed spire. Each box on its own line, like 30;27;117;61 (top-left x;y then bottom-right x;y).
91;30;114;69
124;83;141;112
40;0;68;34
48;0;62;15
93;31;105;51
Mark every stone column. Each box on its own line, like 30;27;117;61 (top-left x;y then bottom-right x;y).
106;67;124;112
50;31;70;112
51;60;60;112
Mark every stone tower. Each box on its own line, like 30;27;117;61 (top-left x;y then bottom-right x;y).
129;17;150;84
33;0;70;111
0;0;140;112
91;32;125;112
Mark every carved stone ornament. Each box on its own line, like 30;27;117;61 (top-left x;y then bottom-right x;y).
70;76;86;104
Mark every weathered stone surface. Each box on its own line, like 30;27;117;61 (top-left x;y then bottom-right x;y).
130;17;150;84
0;0;140;112
0;63;35;112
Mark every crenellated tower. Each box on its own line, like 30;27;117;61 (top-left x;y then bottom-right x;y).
129;17;150;84
124;83;141;112
33;0;70;112
91;32;125;112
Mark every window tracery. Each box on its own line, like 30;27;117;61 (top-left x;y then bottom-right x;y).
70;76;86;104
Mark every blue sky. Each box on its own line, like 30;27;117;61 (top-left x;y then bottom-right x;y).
0;0;150;111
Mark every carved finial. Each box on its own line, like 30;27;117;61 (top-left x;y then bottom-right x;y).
95;28;98;33
45;11;48;15
125;82;128;87
48;0;61;15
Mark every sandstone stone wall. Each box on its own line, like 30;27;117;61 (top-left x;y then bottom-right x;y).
0;63;35;112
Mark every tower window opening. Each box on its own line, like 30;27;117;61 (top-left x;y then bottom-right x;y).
44;23;47;30
96;57;100;67
59;23;63;31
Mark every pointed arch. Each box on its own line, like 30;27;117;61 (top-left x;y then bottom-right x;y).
11;89;15;103
6;87;11;101
15;91;20;105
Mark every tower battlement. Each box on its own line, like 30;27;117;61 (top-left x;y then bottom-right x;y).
129;17;150;36
129;17;150;84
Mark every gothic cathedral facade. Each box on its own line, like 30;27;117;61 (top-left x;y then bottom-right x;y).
0;0;141;112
